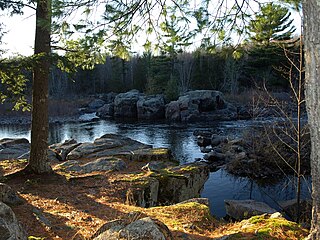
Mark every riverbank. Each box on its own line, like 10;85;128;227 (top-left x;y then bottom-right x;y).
1;148;308;239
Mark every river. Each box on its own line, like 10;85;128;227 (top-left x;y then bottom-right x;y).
0;119;312;218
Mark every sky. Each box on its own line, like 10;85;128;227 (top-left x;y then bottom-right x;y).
0;2;302;57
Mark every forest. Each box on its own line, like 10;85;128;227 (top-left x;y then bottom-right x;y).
0;0;320;239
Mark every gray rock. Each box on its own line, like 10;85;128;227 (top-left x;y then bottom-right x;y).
88;99;106;110
97;103;114;119
165;90;234;122
81;157;126;173
49;139;81;161
78;113;99;121
184;90;225;111
204;151;226;162
126;177;159;208
0;202;27;240
131;148;173;162
141;161;168;172
55;157;126;174
224;200;277;220
92;215;173;240
0;183;23;206
165;101;180;121
137;95;165;120
66;134;151;160
157;163;209;204
0;138;30;161
119;217;169;240
114;90;143;118
99;92;117;104
211;134;227;147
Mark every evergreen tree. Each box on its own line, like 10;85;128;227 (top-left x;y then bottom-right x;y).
248;3;296;45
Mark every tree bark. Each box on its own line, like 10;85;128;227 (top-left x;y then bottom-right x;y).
27;0;52;174
303;0;320;238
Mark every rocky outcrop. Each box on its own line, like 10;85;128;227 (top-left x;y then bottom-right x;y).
131;148;174;162
126;177;159;208
0;183;23;206
88;99;106;111
137;95;165;120
157;163;209;204
92;213;173;240
126;163;209;207
55;157;126;174
97;103;114;119
165;90;236;122
0;138;30;161
49;139;81;161
114;90;143;118
66;134;152;160
165;101;181;121
224;200;277;220
0;202;27;240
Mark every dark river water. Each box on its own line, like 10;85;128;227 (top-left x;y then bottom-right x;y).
0;119;312;218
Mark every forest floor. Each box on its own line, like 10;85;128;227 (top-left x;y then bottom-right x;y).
1;159;309;240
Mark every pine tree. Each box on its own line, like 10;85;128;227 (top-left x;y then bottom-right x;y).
248;3;296;45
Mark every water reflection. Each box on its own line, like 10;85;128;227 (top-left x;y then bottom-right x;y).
202;169;312;217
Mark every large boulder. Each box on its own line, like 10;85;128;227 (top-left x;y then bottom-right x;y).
224;200;277;220
137;95;165;120
125;163;209;208
165;101;180;121
157;163;209;204
99;92;117;104
88;99;106;111
92;214;173;240
0;202;27;240
126;177;159;208
66;134;152;160
114;90;143;118
165;90;233;122
97;103;114;119
0;138;30;161
184;90;225;111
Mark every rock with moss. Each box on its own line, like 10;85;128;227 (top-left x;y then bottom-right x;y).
0;202;27;240
126;177;159;208
131;148;175;163
225;200;277;220
156;163;209;205
125;163;209;208
92;213;173;240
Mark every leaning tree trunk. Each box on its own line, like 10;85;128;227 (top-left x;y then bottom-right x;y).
27;0;52;173
303;0;320;239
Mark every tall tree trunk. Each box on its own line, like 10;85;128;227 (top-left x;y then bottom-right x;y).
303;0;320;238
27;0;52;173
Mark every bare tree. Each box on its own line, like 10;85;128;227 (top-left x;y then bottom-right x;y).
175;52;195;93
